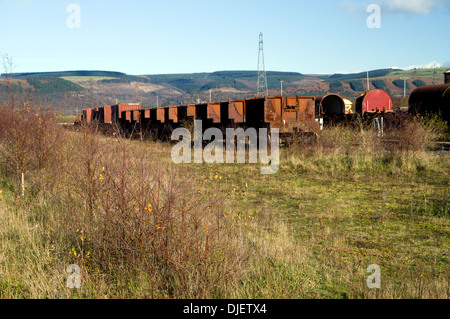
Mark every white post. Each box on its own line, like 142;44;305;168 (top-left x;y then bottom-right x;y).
367;71;370;91
21;172;25;197
401;76;410;97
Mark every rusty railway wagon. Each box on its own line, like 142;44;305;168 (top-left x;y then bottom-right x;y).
409;84;450;124
78;96;321;142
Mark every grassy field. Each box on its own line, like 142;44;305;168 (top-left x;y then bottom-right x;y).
194;157;449;298
379;68;448;79
0;111;448;299
55;114;76;123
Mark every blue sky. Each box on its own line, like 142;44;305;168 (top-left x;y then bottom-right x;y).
0;0;449;75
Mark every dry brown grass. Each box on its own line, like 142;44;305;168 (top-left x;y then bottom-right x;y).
0;104;448;299
63;127;245;298
0;111;248;298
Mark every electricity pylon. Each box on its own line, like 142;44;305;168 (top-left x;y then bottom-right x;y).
257;32;268;97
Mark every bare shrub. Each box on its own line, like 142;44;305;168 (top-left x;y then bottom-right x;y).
65;130;244;298
0;54;67;196
0;105;67;196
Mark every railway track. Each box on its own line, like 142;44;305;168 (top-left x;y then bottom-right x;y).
427;142;450;152
381;139;450;152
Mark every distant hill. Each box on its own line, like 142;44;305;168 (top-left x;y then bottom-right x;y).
327;68;398;81
1;67;447;115
325;67;448;81
143;70;306;93
288;67;448;98
1;70;127;79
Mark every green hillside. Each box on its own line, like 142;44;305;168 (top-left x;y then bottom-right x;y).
316;67;448;98
327;68;397;81
26;77;83;94
144;70;305;93
2;70;126;79
379;68;448;78
325;67;448;82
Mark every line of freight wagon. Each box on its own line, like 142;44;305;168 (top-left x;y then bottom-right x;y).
75;90;394;139
75;84;449;140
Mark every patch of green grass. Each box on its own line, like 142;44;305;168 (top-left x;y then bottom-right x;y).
186;144;449;298
379;68;447;79
0;279;30;299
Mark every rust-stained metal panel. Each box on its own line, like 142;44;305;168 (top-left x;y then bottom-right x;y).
118;103;142;119
187;105;196;118
229;100;245;123
126;111;132;122
295;97;314;121
86;108;92;124
282;110;297;122
282;96;315;121
268;96;319;134
157;108;165;123
282;97;297;122
298;97;311;115
207;103;221;123
265;97;282;122
169;106;179;123
285;96;299;111
297;97;319;133
144;109;150;119
133;110;140;123
104;105;112;124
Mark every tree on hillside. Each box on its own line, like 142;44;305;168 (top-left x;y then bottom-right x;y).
329;81;343;93
349;80;364;92
412;79;427;87
372;80;387;90
393;79;409;89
